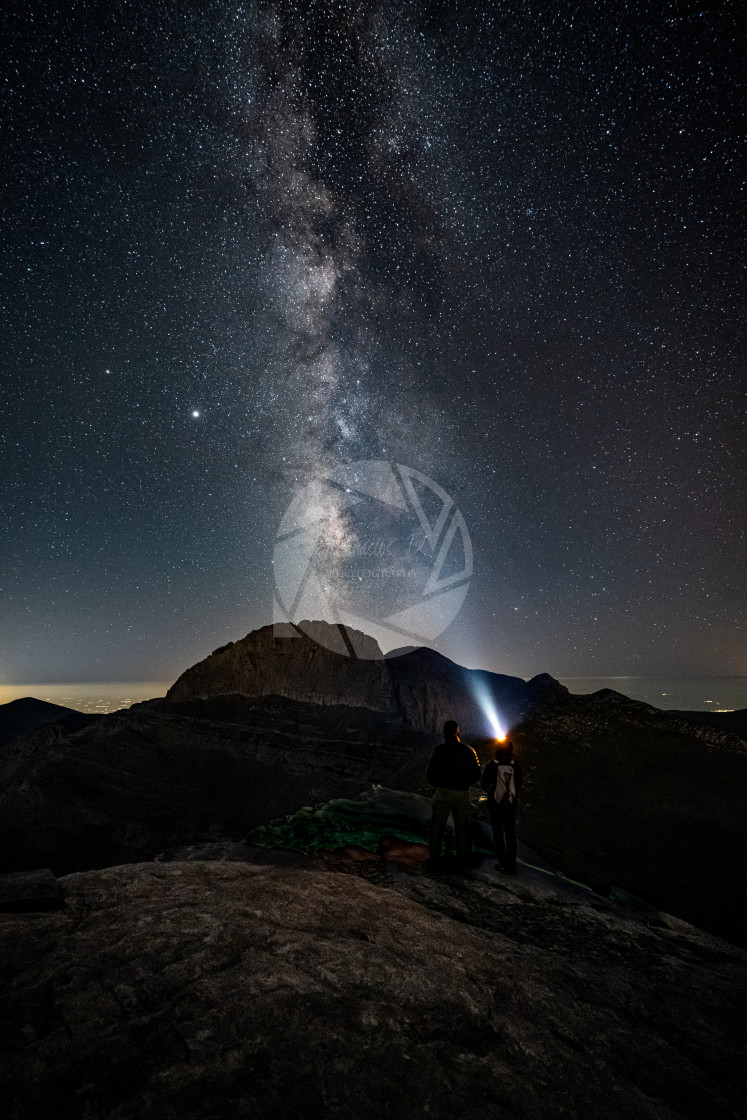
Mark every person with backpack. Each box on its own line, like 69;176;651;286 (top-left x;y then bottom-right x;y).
425;719;481;875
481;739;523;874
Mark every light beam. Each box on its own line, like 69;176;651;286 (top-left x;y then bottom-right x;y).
470;676;507;740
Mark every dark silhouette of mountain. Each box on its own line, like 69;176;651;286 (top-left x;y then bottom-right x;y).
669;707;747;739
0;696;96;745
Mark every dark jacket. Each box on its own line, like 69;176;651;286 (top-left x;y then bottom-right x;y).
481;758;523;802
426;737;481;790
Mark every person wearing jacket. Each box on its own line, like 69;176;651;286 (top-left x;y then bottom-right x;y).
426;719;481;874
481;739;523;874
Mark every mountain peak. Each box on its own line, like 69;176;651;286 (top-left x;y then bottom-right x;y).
167;621;561;736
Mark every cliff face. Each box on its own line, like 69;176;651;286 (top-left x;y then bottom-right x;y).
387;648;567;735
167;620;564;736
167;621;398;714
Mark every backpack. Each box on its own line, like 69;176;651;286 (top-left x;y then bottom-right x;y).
494;762;516;805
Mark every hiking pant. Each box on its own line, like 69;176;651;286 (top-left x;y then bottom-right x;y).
489;800;517;872
429;788;472;866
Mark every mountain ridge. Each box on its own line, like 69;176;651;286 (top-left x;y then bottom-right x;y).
167;620;569;735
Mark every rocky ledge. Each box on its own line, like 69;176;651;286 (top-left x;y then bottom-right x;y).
1;855;745;1120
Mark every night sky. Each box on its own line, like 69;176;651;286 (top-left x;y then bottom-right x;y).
2;0;745;684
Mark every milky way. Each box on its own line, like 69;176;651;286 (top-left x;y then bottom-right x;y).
1;1;744;682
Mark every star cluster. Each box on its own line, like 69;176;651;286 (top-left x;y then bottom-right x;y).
1;0;744;682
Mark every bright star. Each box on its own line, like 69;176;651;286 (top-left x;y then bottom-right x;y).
192;410;200;418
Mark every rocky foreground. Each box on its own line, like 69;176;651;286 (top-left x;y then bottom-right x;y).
1;850;745;1120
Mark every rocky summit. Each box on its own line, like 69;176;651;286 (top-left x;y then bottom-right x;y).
1;854;745;1120
168;621;398;713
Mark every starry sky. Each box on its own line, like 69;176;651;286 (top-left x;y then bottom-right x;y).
2;0;745;684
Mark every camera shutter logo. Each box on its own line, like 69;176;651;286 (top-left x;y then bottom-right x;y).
273;460;472;658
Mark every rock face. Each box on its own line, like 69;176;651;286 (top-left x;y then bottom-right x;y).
167;621;564;736
168;621;398;713
0;859;744;1120
386;646;565;734
513;687;747;945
